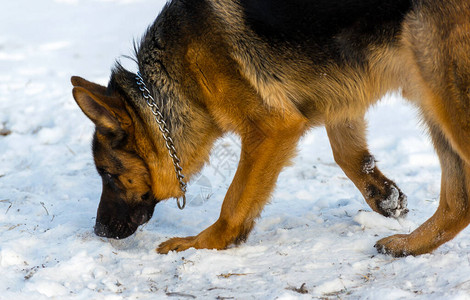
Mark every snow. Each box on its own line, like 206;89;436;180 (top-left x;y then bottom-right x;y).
1;0;470;299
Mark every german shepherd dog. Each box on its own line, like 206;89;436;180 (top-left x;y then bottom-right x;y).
72;0;470;257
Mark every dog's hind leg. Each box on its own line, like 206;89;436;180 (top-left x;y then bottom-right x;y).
326;117;408;218
376;121;470;256
157;118;307;253
376;4;470;256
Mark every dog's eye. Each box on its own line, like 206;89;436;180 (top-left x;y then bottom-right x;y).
96;167;121;188
100;172;113;185
98;169;115;183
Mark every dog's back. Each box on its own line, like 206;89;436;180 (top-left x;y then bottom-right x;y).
242;0;412;51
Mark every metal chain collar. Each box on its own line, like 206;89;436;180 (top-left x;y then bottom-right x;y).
135;71;187;209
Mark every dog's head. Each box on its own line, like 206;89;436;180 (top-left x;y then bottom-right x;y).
71;75;164;239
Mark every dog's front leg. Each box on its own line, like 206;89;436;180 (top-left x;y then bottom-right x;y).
157;121;305;253
326;117;408;218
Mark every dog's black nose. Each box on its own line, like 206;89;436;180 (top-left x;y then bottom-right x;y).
94;220;137;239
94;221;110;237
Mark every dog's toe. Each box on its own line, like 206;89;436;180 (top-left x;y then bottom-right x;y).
375;234;411;257
157;236;196;254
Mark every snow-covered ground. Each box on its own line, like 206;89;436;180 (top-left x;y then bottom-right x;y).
1;0;470;299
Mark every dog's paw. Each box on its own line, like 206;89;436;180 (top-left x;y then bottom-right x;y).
157;228;230;254
377;184;408;218
157;236;197;254
374;234;411;257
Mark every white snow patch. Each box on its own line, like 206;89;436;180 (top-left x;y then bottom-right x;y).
314;278;346;295
38;127;65;145
0;249;25;267
39;41;71;52
27;281;69;297
354;211;417;232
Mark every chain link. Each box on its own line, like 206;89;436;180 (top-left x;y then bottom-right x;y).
136;71;187;209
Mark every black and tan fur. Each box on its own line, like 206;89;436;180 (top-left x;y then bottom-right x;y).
72;0;470;256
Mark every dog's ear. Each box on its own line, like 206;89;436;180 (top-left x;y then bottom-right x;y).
71;76;107;95
71;77;131;134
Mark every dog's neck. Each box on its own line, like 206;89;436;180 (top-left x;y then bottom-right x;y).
114;65;222;197
135;71;187;204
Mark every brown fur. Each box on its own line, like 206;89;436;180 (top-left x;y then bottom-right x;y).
72;0;470;257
